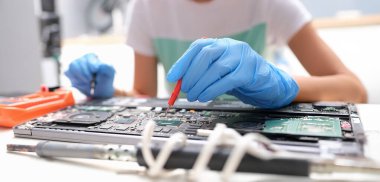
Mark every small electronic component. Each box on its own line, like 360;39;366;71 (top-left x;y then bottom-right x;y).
114;118;135;124
341;120;352;131
321;107;338;112
154;119;182;126
294;103;315;112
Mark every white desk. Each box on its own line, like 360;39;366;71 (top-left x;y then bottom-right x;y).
1;104;380;182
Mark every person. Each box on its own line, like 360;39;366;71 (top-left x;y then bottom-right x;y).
65;0;367;109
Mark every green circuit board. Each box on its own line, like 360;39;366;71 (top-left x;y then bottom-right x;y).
263;116;342;137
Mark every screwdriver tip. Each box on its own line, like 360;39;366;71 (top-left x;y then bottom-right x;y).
164;106;171;116
7;144;36;152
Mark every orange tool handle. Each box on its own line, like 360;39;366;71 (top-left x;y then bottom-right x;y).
0;89;75;128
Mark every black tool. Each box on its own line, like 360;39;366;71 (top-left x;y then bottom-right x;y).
7;141;308;176
7;141;380;177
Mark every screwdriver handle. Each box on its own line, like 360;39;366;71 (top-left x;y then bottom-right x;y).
35;141;136;161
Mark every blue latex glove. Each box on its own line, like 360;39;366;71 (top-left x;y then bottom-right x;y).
167;38;299;109
64;53;115;99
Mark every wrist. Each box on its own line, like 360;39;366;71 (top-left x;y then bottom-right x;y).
114;88;140;97
231;63;299;108
114;88;129;97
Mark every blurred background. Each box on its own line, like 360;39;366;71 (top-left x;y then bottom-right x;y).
0;0;379;102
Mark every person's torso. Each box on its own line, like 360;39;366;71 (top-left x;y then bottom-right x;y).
142;0;271;94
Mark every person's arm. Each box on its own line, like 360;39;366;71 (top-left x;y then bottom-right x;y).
114;51;158;97
289;22;367;103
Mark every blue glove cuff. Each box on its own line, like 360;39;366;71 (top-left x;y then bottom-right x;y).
229;63;299;109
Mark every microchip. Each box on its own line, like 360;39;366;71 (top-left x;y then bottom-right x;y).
114;118;135;124
155;119;182;126
231;121;263;130
263;116;342;137
75;105;123;112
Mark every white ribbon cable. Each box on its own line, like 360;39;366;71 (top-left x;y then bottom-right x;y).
148;132;186;176
141;120;280;180
139;118;380;180
222;132;253;179
141;120;156;167
220;128;242;146
188;124;226;180
141;120;187;178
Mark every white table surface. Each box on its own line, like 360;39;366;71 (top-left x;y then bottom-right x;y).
1;104;380;182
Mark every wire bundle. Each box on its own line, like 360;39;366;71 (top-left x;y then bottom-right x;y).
141;120;287;180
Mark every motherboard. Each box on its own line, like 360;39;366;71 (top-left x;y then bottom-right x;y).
13;97;365;157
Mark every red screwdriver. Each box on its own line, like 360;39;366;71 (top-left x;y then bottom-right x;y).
164;37;206;115
165;79;182;115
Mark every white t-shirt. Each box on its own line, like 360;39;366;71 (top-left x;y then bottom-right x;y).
126;0;312;90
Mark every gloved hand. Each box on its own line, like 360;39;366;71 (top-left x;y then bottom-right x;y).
167;38;299;109
64;53;115;99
